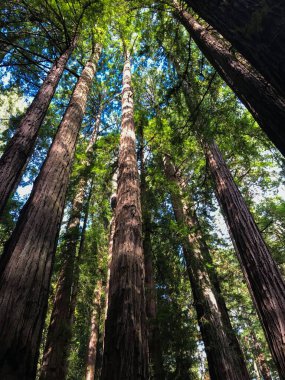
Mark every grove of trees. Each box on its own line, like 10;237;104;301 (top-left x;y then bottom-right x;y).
0;1;285;379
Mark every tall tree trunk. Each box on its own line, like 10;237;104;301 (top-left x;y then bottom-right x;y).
172;0;285;157
205;140;285;378
0;45;101;380
86;279;103;380
182;0;285;99
39;181;86;380
163;155;250;380
138;123;165;380
0;39;76;215
39;101;101;380
101;50;149;380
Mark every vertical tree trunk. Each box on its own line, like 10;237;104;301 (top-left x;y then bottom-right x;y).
0;39;76;215
205;140;285;378
101;50;149;380
86;279;103;380
251;334;273;380
39;100;102;380
163;155;250;380
39;182;86;380
183;0;285;99
138;123;165;380
0;45;101;380
172;0;285;157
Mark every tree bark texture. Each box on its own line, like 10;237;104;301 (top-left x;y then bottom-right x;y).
173;1;285;157
85;279;103;380
0;46;101;380
163;155;250;380
0;39;76;216
39;182;86;380
205;140;285;379
40;100;101;380
101;51;149;380
138;123;165;380
183;0;285;99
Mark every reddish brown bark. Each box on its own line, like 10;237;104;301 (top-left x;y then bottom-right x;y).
0;39;76;216
101;50;149;380
163;155;250;380
183;0;285;99
0;45;100;380
39;99;102;380
39;182;85;380
173;1;285;157
205;140;285;378
86;279;103;380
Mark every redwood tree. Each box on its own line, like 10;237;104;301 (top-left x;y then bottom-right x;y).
101;49;149;380
0;37;76;215
183;0;285;99
85;279;103;380
172;0;285;157
39;100;102;380
205;140;285;378
0;44;101;380
138;122;165;380
163;154;250;380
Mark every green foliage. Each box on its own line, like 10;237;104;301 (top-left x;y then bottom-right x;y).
1;1;284;379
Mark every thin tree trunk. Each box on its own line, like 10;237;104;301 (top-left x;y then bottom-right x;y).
101;50;149;380
251;334;273;380
40;101;102;380
86;279;103;380
163;155;250;380
69;178;94;327
172;0;285;157
182;0;285;99
0;45;101;380
138;123;165;380
0;39;76;215
205;140;285;378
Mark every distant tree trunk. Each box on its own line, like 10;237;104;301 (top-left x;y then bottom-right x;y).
163;155;250;380
86;279;103;380
97;208;116;379
40;101;102;380
0;45;101;380
101;49;149;380
205;140;285;378
0;38;76;216
250;334;273;380
138;122;165;380
172;0;285;157
182;0;285;99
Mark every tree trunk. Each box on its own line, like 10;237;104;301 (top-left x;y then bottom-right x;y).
0;45;101;380
138;122;165;380
39;181;86;380
205;140;285;378
86;279;103;380
251;334;273;380
0;39;76;216
163;155;250;380
183;0;285;99
101;50;149;380
172;0;285;157
39;101;101;380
